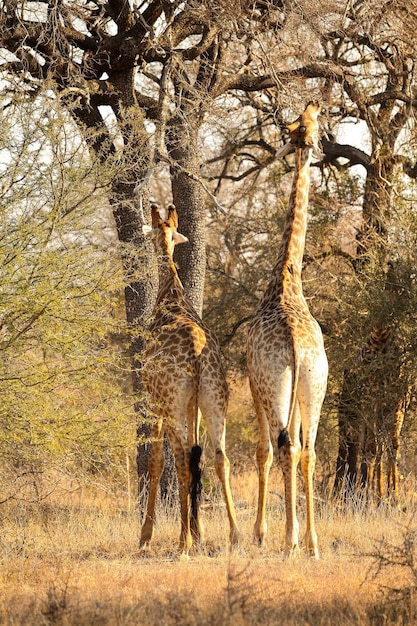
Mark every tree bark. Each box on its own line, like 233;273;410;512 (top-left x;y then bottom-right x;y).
166;115;207;316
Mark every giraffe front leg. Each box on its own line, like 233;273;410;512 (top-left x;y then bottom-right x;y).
140;420;164;548
279;428;300;558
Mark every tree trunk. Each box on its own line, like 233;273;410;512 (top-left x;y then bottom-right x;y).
333;369;361;499
109;179;155;508
166;115;207;317
75;68;179;510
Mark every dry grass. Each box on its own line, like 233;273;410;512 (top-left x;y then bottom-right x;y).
1;469;417;626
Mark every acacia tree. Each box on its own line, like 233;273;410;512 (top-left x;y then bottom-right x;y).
201;0;417;498
308;0;417;498
0;0;285;498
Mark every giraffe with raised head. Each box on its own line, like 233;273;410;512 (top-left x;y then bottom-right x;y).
140;203;239;553
247;101;328;559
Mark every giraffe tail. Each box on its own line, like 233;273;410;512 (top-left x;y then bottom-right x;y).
279;333;300;450
190;444;203;534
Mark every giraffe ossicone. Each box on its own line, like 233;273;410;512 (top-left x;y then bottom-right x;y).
247;101;327;559
140;202;239;553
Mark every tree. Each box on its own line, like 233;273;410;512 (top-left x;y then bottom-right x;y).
0;92;134;500
3;0;417;503
0;0;286;498
201;0;417;498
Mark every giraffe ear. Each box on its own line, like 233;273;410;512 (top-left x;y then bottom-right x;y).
173;231;188;244
142;224;154;236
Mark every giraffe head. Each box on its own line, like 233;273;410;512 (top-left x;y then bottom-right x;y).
276;101;322;158
143;203;188;258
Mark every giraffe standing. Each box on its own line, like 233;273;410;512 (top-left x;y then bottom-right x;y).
336;325;409;503
247;101;327;559
358;326;393;500
140;203;239;553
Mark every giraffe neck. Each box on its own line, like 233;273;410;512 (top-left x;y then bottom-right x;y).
155;255;185;305
260;145;312;306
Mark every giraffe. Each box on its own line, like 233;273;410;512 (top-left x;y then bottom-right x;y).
247;101;327;559
336;325;410;504
139;203;239;553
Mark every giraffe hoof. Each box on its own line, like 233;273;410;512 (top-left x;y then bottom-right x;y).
229;527;240;547
308;547;320;560
286;543;301;560
287;549;300;560
305;532;319;559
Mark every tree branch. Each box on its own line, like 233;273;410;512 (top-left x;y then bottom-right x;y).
321;138;371;171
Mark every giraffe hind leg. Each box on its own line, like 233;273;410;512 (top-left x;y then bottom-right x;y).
278;427;301;557
199;417;240;545
300;443;318;559
167;427;193;553
253;427;273;545
198;384;240;547
214;446;240;546
140;420;164;548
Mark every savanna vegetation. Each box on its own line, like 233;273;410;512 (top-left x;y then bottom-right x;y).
2;1;417;624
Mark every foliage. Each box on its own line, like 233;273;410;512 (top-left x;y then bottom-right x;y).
0;93;136;480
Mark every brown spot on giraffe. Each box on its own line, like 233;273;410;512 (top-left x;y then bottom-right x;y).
247;101;328;559
140;203;239;553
